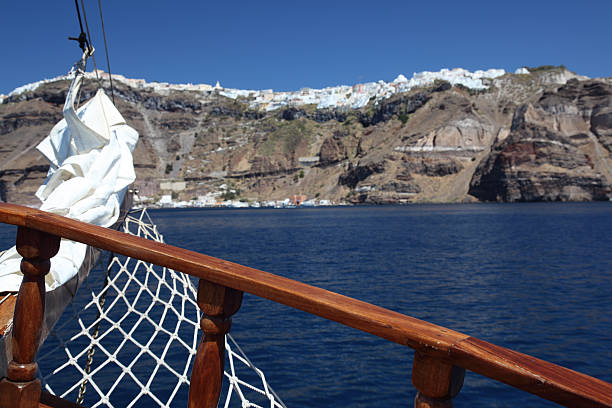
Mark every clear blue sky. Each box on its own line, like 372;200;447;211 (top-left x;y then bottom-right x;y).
1;0;611;95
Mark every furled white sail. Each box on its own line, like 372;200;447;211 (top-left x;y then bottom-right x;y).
0;57;138;292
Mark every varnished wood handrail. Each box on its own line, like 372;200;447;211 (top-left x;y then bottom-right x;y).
0;203;610;407
0;226;60;407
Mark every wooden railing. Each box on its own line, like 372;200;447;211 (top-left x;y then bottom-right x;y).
0;203;610;408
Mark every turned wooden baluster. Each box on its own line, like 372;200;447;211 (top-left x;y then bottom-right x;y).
0;227;60;408
412;351;465;408
188;279;243;408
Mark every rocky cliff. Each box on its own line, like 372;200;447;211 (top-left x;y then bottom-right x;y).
469;78;612;201
1;66;611;206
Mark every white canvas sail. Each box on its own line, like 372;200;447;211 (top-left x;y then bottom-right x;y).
0;58;138;292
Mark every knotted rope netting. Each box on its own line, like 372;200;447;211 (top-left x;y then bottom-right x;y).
37;208;285;408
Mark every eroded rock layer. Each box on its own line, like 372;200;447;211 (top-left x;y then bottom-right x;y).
469;79;612;201
1;66;611;206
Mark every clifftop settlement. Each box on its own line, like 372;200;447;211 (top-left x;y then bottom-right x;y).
1;66;610;206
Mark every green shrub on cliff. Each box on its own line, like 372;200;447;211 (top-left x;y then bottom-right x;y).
258;119;313;156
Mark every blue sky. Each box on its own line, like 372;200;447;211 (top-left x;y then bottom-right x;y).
1;0;611;95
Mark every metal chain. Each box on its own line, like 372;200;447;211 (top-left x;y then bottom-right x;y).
76;251;116;404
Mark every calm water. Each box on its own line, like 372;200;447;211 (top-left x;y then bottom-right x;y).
1;203;611;407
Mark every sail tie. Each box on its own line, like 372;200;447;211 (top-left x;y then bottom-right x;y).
68;0;89;53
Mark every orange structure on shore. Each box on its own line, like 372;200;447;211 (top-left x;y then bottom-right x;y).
290;194;307;206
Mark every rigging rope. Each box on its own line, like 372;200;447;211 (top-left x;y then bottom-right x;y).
78;0;100;83
97;0;115;104
70;0;117;107
70;0;88;53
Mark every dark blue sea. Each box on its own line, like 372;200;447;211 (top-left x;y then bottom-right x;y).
1;203;610;407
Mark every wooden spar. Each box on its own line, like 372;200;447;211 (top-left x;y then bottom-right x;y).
0;203;611;408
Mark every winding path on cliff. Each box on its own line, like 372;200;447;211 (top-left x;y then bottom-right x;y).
0;134;47;172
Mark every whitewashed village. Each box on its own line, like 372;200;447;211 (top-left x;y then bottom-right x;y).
126;67;522;208
149;185;336;209
2;67;511;109
3;66;539;209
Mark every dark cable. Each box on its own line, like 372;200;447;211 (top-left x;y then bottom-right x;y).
79;0;100;83
69;0;88;53
97;0;115;104
74;0;85;33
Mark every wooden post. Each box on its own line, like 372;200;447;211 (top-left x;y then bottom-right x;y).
188;279;243;408
0;227;60;408
412;351;465;408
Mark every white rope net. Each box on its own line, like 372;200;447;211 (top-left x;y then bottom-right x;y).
37;208;286;408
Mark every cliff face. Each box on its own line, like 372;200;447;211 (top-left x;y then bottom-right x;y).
469;79;612;201
1;67;611;206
